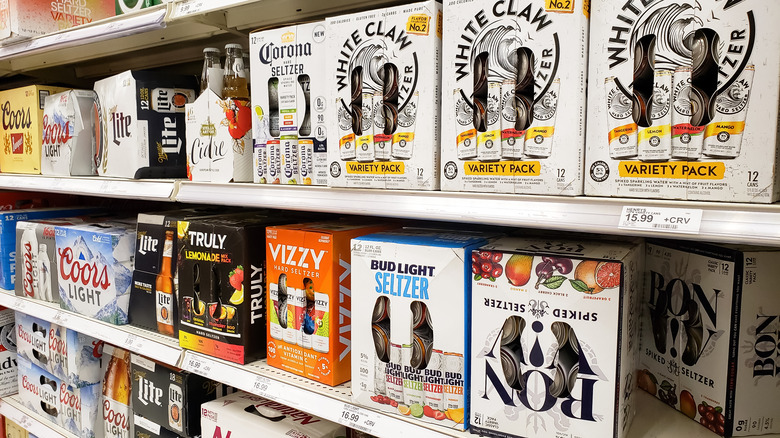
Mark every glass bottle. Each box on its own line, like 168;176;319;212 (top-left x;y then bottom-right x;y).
222;43;249;102
200;47;223;96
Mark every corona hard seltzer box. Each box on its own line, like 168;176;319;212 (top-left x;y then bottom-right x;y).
250;21;329;185
585;1;780;202
326;1;442;190
640;240;780;436
469;237;642;438
440;0;589;195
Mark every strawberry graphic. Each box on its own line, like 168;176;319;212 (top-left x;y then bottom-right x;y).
228;266;244;290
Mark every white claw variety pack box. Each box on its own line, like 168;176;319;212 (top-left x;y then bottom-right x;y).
585;1;780;202
469;237;642;438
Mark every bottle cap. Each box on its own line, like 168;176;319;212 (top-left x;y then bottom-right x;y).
225;43;243;50
203;47;220;54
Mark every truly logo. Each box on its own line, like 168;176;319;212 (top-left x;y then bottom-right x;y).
250;264;265;325
268;243;326;270
188;231;227;249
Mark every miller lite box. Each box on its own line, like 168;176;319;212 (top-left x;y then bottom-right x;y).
325;1;442;190
440;0;589;196
265;221;392;386
93;70;197;179
0;85;68;174
0;207;99;290
0;306;16;397
0;0;114;42
640;240;780;436
130;353;217;437
184;89;253;183
585;1;780;202
178;213;292;364
200;392;346;438
250;21;328;185
351;229;495;430
133;414;184;438
102;344;133;438
55;220;137;325
41;90;99;176
469;237;642;438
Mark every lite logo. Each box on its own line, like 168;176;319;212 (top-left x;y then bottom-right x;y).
268;243;326;270
111;111;132;146
138;234;159;256
137;376;163;406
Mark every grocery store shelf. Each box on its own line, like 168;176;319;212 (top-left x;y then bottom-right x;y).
0;395;74;438
0;291;182;365
0;174;176;201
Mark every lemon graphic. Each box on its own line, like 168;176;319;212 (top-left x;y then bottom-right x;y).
254;105;264;121
195;301;205;316
229;287;244;305
177;221;190;239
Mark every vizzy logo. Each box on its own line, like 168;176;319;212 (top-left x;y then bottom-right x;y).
268;243;326;270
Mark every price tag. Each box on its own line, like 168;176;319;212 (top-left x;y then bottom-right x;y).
618;206;703;234
173;0;206;17
12;297;26;311
251;375;275;399
182;352;214;377
17;414;32;430
52;310;68;325
337;404;380;434
123;333;141;349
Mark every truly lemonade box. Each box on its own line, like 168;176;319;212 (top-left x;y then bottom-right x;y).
351;229;495;430
325;1;443;190
0;85;68;174
439;0;589;195
585;1;780;202
640;240;780;437
469;237;642;438
265;221;392;386
0;0;115;41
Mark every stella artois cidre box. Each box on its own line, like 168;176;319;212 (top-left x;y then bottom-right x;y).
351;229;495;430
265;221;391;386
93;70;197;179
0;85;67;174
185;89;252;183
586;1;780;202
0;0;115;41
41;90;98;176
0;306;16;397
0;207;97;290
469;237;642;438
250;21;329;186
55;220;137;325
640;240;780;436
440;0;589;195
200;391;346;438
325;1;442;190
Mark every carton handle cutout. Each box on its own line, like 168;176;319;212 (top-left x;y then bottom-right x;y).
632;34;656;127
268;77;281;137
513;47;535;131
298;75;312;137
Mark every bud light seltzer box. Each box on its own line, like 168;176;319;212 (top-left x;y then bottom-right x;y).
585;1;780;203
0;85;68;174
641;240;780;436
0;0;115;42
265;221;392;386
200;391;346;438
351;229;495;430
325;1;442;190
469;237;642;438
55;221;137;325
250;21;329;186
184;89;253;183
93;70;197;179
440;0;589;196
0;306;17;397
0;207;98;290
130;353;218;437
178;213;292;365
41;90;98;176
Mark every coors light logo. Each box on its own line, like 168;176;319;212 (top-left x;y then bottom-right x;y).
41;113;72;158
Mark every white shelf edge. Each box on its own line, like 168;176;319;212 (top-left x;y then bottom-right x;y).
0;175;177;201
0;395;73;438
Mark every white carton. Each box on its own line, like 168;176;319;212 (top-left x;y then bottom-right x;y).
440;0;589;195
640;240;780;436
200;392;345;438
185;89;253;183
326;1;442;190
41;90;98;176
585;1;780;202
250;21;329;185
0;307;17;397
469;237;642;438
351;229;494;430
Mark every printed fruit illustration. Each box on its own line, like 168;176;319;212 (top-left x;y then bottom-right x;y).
229;288;243;305
637;369;657;396
657;380;677;407
573;260;602;293
228;266;244;290
398;405;411;416
410;403;424;418
534;256;573;289
698;402;725;435
447;408;464;424
224;306;236;320
595;262;621;289
473;250;505;282
504;254;533;286
423;405;435;418
433;410;447;421
194;301;206;316
679;390;696;419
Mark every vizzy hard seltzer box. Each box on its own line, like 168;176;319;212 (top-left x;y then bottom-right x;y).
326;1;442;190
250;21;329;185
640;240;780;436
93;70;197;179
0;0;115;41
351;229;494;430
42;90;98;176
586;1;780;202
470;237;642;438
440;0;589;195
265;221;391;386
0;85;68;174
